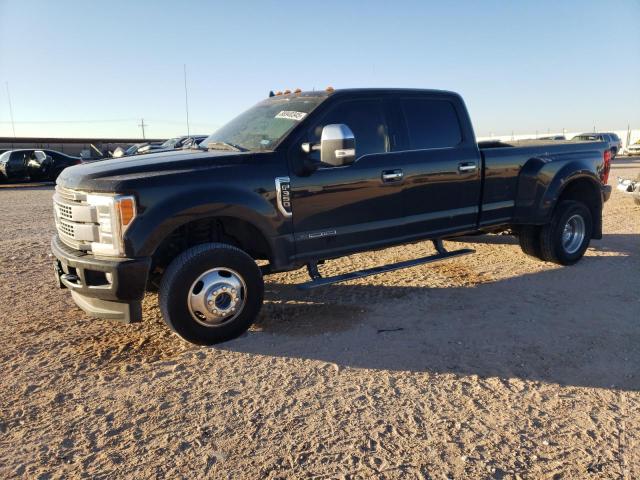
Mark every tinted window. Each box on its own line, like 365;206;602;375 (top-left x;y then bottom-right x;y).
401;98;462;149
310;99;389;158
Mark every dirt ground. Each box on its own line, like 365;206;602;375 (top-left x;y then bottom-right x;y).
0;158;639;479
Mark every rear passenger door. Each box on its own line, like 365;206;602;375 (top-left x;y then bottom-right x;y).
396;95;482;237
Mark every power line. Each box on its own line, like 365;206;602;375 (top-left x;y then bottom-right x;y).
0;118;138;124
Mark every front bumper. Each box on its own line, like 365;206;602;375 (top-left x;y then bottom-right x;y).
51;235;151;323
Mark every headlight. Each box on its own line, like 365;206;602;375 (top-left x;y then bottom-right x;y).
85;193;137;256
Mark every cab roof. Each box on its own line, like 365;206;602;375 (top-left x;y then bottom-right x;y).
269;87;459;99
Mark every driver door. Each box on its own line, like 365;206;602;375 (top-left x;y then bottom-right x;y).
288;97;407;262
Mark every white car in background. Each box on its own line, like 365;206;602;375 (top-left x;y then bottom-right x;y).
626;141;640;156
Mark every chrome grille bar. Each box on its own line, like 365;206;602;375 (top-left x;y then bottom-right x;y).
53;186;98;250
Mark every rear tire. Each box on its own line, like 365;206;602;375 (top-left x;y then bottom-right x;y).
518;225;543;259
159;243;264;345
539;200;592;265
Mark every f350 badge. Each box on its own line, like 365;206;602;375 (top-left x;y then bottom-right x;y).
275;177;292;217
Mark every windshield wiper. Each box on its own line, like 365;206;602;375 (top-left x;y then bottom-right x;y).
206;141;248;152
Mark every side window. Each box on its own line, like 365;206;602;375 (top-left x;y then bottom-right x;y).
400;98;462;149
310;100;389;159
11;151;26;162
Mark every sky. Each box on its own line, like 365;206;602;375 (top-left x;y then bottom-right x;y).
0;0;639;139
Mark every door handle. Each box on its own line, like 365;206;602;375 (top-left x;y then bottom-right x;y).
458;162;477;173
382;169;404;182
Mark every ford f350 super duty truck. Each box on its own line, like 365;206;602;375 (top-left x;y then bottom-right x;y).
52;88;613;345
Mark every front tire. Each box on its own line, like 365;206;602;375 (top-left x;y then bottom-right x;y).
539;200;592;265
159;243;264;345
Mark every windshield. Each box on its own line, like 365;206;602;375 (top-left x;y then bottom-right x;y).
200;95;326;152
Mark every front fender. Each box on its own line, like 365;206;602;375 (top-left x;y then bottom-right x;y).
126;185;285;257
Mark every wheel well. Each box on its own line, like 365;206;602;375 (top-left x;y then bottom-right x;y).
557;178;602;238
150;217;271;276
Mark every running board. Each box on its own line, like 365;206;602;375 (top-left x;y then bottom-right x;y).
297;243;474;290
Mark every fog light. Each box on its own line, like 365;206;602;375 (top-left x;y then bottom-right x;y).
105;272;113;284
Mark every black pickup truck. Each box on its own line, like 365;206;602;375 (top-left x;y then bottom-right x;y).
52;88;612;345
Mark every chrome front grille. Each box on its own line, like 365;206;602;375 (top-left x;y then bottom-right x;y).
58;219;75;237
53;186;98;250
57;203;73;220
56;186;87;203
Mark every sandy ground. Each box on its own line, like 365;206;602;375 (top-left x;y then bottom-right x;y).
0;158;639;479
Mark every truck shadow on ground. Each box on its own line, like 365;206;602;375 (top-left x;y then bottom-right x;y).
221;234;640;391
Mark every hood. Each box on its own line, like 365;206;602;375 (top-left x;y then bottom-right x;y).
58;149;253;192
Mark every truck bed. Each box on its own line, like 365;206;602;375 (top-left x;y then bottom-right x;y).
477;140;608;228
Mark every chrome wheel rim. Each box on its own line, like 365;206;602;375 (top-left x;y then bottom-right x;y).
187;268;246;327
562;214;586;254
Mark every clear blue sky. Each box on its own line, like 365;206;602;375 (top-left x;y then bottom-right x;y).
1;0;639;139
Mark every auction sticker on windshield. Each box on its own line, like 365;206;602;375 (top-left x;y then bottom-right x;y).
275;111;307;121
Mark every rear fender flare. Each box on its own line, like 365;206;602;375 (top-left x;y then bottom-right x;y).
514;156;601;224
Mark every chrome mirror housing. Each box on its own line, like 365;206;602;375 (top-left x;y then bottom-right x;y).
320;124;356;166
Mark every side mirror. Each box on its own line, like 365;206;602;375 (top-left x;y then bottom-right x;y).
320;124;356;167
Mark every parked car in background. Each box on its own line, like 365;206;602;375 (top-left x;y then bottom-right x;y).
111;143;156;158
627;141;640;156
0;149;82;181
572;132;621;157
137;135;207;154
538;135;566;140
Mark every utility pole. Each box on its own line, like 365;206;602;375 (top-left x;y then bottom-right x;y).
5;82;16;138
183;64;190;136
138;118;147;139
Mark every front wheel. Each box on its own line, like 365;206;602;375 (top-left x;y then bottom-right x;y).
159;243;264;345
539;200;593;265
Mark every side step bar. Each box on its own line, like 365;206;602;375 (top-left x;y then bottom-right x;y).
297;240;474;290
